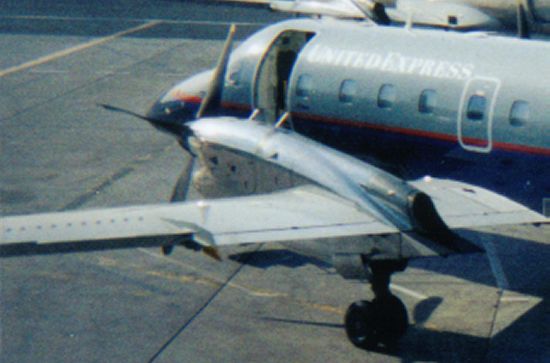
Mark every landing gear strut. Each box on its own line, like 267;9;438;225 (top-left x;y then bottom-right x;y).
344;260;408;350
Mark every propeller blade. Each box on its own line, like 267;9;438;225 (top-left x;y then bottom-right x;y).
98;103;188;136
196;24;236;119
98;103;155;122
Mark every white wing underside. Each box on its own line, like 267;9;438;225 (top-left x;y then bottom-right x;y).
1;179;546;254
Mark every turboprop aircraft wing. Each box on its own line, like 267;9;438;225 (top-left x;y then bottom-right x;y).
224;0;511;31
222;0;379;20
1;180;545;258
411;178;546;228
0;185;393;257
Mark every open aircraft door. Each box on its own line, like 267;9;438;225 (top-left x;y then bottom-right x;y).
457;77;501;153
253;30;314;125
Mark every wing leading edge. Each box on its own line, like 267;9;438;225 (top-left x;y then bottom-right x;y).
1;180;546;259
0;185;395;257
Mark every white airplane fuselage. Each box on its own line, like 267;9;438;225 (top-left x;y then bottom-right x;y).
148;18;550;214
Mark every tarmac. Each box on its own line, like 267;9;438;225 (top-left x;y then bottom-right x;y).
0;1;548;362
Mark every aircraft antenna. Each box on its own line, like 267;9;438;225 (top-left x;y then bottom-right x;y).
249;108;262;121
274;112;290;128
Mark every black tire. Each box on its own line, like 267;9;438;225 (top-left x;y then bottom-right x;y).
344;296;408;350
371;295;408;347
344;300;376;349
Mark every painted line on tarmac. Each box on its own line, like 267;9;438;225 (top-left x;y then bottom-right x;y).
0;20;162;78
29;69;191;78
139;248;345;315
390;283;428;300
140;248;429;301
138;248;287;298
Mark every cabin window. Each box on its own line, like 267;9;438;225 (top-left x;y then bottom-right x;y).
418;89;437;114
296;74;313;98
339;79;357;104
448;16;458;26
466;95;486;121
509;100;529;127
377;84;396;109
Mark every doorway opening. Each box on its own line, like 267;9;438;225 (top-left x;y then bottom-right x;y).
253;30;315;125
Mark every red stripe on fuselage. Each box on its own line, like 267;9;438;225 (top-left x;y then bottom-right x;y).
492;141;550;156
173;92;203;104
293;111;458;144
173;93;251;112
220;101;252;111
293;112;550;156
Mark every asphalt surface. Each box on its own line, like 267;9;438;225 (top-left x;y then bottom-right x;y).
1;1;549;362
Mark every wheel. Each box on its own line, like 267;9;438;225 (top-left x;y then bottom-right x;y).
344;300;377;349
371;295;408;347
344;296;408;350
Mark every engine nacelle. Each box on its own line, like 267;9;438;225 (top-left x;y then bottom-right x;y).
359;172;453;240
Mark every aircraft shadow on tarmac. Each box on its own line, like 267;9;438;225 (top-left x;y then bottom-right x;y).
262;296;547;362
228;249;332;271
411;227;550;296
230;228;548;361
229;227;549;297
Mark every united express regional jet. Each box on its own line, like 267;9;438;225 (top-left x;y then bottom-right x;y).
1;19;548;349
149;18;550;215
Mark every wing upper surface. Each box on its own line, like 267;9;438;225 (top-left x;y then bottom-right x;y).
411;178;548;228
1;178;546;257
0;185;396;256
